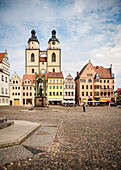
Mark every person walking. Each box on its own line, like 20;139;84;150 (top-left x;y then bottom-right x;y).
83;103;86;112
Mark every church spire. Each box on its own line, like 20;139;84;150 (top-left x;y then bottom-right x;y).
28;27;39;43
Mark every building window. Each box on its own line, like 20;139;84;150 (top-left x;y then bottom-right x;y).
30;92;32;96
100;80;102;83
60;86;62;89
90;92;92;96
23;86;25;90
13;80;15;83
12;93;14;96
72;85;73;88
57;92;59;95
23;92;25;96
16;81;18;83
42;62;44;65
82;85;84;89
72;92;74;96
53;68;55;72
25;81;27;84
90;85;92;89
57;80;58;83
52;52;56;62
28;81;30;84
82;92;84;96
65;92;67;96
57;86;59;89
32;69;34;73
53;92;55;96
15;93;17;96
112;86;114;89
80;79;86;82
107;80;109;83
26;86;28;90
15;87;17;89
49;92;52;96
88;79;92;83
18;87;20;89
53;86;55;89
53;80;55;83
104;86;106;89
104;92;106;96
31;53;35;62
60;80;62;83
23;99;25;105
26;92;28;96
107;85;109;89
50;80;51;83
69;85;70;88
13;87;14;89
108;92;110;96
5;77;7;82
104;80;106;83
94;92;99;96
2;75;4;81
50;86;52;89
86;92;88;96
86;85;88;89
5;88;7;94
30;86;32;90
18;93;20;96
60;92;62;96
100;86;102;89
1;88;4;94
101;92;103;96
94;85;99;89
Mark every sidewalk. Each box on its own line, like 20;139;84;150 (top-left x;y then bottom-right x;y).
0;120;41;148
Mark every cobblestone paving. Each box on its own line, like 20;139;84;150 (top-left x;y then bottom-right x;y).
0;106;121;169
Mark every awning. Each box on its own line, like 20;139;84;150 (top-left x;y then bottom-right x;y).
100;98;111;101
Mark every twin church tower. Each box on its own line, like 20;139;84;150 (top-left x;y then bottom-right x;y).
25;27;61;74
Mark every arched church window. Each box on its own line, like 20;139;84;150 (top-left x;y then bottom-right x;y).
52;53;56;62
53;68;55;72
31;53;35;62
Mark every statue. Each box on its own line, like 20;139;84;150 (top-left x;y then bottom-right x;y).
35;74;46;97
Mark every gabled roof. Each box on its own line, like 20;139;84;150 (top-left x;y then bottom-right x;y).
48;72;63;78
40;57;47;62
22;74;35;85
94;66;111;78
0;53;5;63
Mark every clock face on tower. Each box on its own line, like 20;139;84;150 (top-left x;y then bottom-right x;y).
52;41;55;45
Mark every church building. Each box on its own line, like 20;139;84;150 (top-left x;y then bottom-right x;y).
25;27;61;74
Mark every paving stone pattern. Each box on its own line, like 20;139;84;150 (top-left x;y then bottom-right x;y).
0;106;121;169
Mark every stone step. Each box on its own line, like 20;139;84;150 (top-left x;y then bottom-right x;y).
0;120;14;130
0;117;7;123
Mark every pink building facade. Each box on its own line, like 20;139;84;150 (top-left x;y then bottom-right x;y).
75;61;115;105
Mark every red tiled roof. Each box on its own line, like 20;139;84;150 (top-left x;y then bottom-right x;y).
94;66;111;78
0;53;5;63
40;57;47;62
48;72;63;78
22;74;35;85
118;88;121;91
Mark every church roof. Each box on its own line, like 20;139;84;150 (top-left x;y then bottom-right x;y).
0;53;5;63
40;57;47;62
28;28;39;43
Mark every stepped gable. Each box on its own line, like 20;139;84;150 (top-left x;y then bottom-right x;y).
40;57;47;62
48;72;63;78
0;53;5;62
22;74;35;85
94;66;111;78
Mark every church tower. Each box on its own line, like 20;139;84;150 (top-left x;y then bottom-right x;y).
25;27;40;74
47;28;61;73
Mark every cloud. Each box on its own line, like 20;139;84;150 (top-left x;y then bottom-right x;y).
0;0;121;89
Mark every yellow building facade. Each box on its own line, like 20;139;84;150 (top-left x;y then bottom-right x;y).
10;72;22;105
47;72;64;105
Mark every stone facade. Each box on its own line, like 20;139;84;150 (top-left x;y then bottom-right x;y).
75;60;115;105
25;27;61;75
64;74;75;101
0;50;10;106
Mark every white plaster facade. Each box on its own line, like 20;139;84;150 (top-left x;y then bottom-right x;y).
0;51;10;106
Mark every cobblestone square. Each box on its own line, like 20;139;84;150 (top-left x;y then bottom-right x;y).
0;106;121;169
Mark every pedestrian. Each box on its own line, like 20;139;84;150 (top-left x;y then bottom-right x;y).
83;103;86;112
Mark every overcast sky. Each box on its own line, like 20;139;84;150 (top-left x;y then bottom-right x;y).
0;0;121;89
